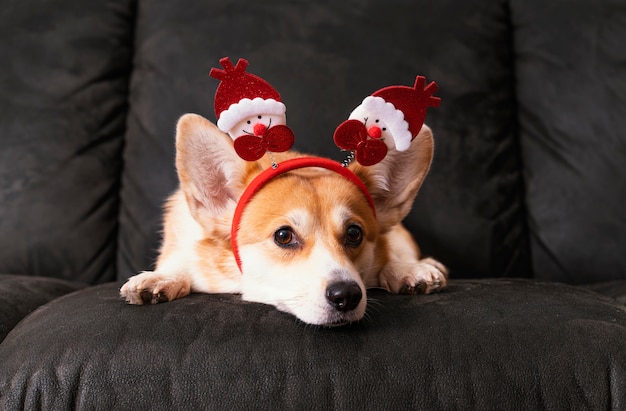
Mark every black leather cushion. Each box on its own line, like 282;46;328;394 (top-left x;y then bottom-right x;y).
2;279;625;409
513;0;626;283
0;0;134;283
0;274;85;342
117;0;528;281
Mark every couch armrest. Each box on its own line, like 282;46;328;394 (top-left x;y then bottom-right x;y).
0;274;85;342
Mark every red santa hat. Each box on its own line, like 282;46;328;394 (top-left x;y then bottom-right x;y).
349;76;440;151
210;57;286;134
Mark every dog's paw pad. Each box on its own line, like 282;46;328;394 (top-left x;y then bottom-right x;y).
399;280;427;295
140;289;169;304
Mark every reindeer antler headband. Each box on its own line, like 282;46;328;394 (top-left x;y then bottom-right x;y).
209;57;440;273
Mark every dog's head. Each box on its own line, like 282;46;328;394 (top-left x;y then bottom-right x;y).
175;113;434;326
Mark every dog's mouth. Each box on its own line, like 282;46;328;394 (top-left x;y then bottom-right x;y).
283;302;365;328
322;318;352;328
315;307;365;328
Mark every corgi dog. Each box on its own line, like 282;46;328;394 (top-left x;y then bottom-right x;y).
120;113;447;326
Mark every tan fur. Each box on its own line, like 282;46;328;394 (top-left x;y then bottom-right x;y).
120;113;447;325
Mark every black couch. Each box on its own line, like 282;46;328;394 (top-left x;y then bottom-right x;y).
2;0;626;409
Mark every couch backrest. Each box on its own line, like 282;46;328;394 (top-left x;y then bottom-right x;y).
0;0;133;284
1;0;624;285
513;1;626;283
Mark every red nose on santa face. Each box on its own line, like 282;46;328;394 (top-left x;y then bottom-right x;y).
253;123;267;136
367;126;382;139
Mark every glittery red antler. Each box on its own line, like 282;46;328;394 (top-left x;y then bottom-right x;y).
412;76;441;108
209;57;248;81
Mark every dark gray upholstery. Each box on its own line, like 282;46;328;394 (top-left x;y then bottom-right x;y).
513;1;626;283
1;0;626;409
0;275;85;342
3;281;626;410
0;0;132;284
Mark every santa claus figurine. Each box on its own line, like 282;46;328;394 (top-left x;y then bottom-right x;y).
334;76;441;166
210;57;294;162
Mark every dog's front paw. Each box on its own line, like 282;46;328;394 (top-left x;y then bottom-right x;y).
381;257;448;295
400;257;448;295
120;271;191;305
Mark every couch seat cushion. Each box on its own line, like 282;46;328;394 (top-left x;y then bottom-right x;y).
1;279;626;409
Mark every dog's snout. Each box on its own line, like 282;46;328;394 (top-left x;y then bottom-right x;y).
325;281;362;312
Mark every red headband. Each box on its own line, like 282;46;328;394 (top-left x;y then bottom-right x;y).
230;157;376;272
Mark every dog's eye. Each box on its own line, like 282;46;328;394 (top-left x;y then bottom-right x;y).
345;225;363;247
274;227;297;248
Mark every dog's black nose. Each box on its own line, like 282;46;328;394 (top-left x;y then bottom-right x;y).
325;281;362;312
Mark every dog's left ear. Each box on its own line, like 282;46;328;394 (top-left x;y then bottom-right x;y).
349;125;434;232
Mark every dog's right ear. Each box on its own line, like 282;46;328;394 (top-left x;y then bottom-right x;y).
175;113;253;225
349;125;435;233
